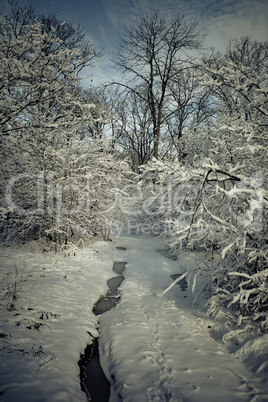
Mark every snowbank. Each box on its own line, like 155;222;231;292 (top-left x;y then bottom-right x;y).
0;240;115;401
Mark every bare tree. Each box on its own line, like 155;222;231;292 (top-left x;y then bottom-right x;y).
110;9;203;159
166;67;215;143
109;89;155;171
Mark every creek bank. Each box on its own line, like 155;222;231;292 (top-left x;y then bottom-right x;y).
79;249;127;402
156;248;188;292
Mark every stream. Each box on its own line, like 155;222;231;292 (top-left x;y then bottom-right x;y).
79;246;187;401
79;248;127;402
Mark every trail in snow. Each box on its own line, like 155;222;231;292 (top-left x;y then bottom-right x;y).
0;236;267;401
98;237;268;402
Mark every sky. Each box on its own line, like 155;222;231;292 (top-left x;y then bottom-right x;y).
0;0;267;84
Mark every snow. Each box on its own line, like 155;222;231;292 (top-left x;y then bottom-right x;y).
100;237;268;402
0;236;267;401
0;240;114;401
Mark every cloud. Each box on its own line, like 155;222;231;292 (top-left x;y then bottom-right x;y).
199;0;268;50
101;0;132;29
2;0;266;57
101;0;267;49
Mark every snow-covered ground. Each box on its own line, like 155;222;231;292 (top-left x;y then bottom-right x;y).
0;239;115;402
0;236;267;401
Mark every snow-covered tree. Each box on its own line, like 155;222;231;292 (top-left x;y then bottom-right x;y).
0;19;129;246
202;36;268;122
0;1;102;72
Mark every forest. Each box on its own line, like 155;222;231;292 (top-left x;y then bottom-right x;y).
0;2;267;342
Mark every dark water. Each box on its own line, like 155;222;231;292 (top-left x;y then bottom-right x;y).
79;252;127;402
93;262;127;315
79;339;110;401
112;261;127;275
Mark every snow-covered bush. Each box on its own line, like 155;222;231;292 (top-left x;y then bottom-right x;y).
139;105;267;331
0;20;130;245
140;153;267;331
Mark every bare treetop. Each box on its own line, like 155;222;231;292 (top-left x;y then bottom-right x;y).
111;9;204;159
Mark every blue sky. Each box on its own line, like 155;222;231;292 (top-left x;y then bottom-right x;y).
0;0;267;84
